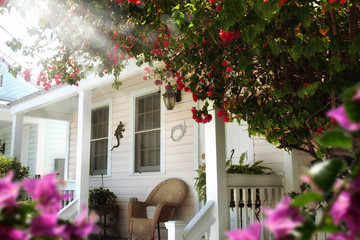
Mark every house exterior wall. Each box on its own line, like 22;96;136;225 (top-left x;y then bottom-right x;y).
67;76;196;238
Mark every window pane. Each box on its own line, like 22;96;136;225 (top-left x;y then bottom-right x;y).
90;139;108;175
134;92;160;173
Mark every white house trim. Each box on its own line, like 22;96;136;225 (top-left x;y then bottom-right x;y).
10;114;23;160
75;90;92;214
129;85;166;175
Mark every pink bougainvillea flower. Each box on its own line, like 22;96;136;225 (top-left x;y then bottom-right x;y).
62;205;98;240
329;191;351;225
29;212;66;238
144;66;151;73
23;173;66;213
0;171;20;208
263;196;305;239
327;232;355;240
0;0;5;7
327;105;360;131
0;225;28;240
23;69;32;82
154;80;162;86
226;222;261;240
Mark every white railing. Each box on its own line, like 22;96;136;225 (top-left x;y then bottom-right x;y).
58;197;79;221
227;174;284;240
166;174;285;240
58;180;76;209
165;200;215;240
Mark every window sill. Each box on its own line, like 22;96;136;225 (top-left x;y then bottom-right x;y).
130;171;165;176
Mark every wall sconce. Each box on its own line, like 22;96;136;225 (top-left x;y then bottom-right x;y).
0;139;5;154
162;83;181;110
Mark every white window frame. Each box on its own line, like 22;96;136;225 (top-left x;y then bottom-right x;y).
90;99;112;177
130;85;165;175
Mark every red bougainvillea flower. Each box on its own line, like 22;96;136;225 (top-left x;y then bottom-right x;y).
113;31;119;38
226;67;232;72
217;109;225;117
226;222;261;240
209;0;217;3
163;40;169;48
192;93;198;102
317;126;324;133
222;60;228;66
263;196;305;239
0;171;20;208
154;80;162;86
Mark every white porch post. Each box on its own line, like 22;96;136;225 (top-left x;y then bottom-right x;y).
10;114;24;161
283;151;299;193
75;90;92;214
205;107;229;240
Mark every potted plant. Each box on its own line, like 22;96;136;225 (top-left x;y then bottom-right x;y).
88;187;118;238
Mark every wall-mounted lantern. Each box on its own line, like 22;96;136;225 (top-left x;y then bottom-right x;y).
0;139;5;154
162;83;181;110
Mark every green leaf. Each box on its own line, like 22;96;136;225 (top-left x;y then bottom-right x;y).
316;129;353;150
309;159;344;193
291;192;323;207
289;45;303;61
344;101;360;122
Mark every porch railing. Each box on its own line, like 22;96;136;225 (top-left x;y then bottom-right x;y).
58;180;76;209
227;174;284;240
166;174;284;240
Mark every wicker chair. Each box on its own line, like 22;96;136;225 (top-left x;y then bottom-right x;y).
127;178;188;240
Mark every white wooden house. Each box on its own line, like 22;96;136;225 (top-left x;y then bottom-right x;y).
3;59;313;239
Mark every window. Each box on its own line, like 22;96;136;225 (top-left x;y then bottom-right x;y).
90;106;109;175
0;74;3;87
134;91;161;172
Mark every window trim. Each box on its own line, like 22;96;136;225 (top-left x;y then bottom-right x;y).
130;85;165;175
90;99;112;177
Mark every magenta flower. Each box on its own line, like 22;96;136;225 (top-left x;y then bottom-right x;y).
62;205;98;240
263;196;305;239
0;171;20;208
0;225;28;240
327;105;360;131
327;232;355;240
23;173;66;213
226;222;261;240
29;212;65;238
329;191;350;225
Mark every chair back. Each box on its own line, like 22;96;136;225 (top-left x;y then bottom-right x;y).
145;178;187;207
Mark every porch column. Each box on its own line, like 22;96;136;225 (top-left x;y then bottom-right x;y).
10;114;24;161
283;150;299;193
75;90;92;214
205;106;229;240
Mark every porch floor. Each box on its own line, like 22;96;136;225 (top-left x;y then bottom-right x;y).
88;233;127;240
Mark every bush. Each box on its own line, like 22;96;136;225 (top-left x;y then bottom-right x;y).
0;156;29;181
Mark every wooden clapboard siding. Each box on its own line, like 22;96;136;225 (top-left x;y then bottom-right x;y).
253;136;285;174
67;76;196;239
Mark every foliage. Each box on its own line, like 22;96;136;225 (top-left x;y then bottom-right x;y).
89;187;117;206
0;172;98;239
195;152;273;204
2;0;360;159
0;156;29;181
226;152;273;174
227;84;360;240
